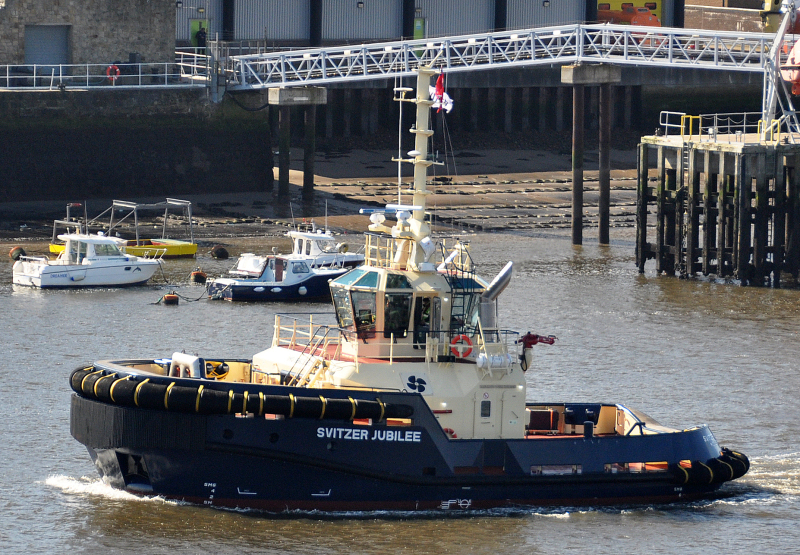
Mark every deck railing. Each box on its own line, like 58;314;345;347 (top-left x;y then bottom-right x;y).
0;52;210;91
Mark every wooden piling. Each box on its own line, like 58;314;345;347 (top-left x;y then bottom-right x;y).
637;135;800;287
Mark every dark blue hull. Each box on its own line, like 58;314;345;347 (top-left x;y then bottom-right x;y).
70;379;740;513
207;271;346;302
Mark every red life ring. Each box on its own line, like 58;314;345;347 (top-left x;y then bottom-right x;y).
450;334;473;358
443;428;458;439
106;64;120;82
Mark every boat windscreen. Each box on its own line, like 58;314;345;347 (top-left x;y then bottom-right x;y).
332;268;365;286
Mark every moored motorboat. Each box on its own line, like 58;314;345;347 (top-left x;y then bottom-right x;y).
206;226;363;302
69;67;749;513
50;199;197;259
14;232;162;288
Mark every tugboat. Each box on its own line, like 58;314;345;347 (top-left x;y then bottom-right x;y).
69;67;748;512
206;225;364;302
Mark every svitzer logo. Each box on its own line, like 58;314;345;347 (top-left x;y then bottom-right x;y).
406;375;426;393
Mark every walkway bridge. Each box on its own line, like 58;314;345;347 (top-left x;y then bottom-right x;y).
0;24;782;94
225;23;778;90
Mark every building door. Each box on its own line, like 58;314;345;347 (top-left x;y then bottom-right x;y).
25;25;69;67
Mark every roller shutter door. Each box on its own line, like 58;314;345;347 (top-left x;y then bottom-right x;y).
24;25;69;66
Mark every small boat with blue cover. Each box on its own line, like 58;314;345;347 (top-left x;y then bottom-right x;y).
206;226;363;302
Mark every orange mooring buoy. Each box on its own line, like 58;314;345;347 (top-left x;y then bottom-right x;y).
162;292;179;305
9;246;26;261
190;268;207;284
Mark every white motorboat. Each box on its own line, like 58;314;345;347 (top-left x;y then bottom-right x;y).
13;233;162;288
207;226;364;301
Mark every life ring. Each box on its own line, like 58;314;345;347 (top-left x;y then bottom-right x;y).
450;334;473;358
106;64;120;82
443;428;457;439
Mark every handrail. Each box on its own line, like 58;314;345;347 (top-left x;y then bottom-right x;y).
0;53;210;91
226;24;777;90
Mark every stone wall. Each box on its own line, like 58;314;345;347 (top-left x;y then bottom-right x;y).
0;0;174;65
0;89;275;203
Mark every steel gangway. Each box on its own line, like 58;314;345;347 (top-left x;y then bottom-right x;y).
226;23;779;90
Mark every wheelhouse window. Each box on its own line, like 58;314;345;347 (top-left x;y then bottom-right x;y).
384;293;412;338
94;243;123;257
332;287;354;329
386;273;412;289
292;261;310;274
353;271;379;288
351;290;377;338
332;268;366;286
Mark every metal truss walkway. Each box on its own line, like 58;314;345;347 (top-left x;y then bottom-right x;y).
227;23;777;90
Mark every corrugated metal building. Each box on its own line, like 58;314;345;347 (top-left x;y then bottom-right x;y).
175;0;682;46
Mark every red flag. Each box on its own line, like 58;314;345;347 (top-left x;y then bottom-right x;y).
435;74;444;112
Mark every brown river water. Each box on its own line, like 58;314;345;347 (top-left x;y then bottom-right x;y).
1;227;798;554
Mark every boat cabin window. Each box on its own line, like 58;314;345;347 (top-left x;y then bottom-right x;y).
450;292;481;334
413;296;433;348
305;240;311;255
333;268;366;286
481;400;491;418
386;273;412;289
94;242;123;257
292;261;310;274
351;290;377;338
332;287;354;329
68;241;88;263
384;293;412;338
353;271;379;288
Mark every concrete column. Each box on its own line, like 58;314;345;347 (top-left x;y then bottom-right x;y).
304;105;316;200
520;88;531;131
562;64;621;246
624;85;633;130
343;89;352;137
538;87;548;132
505;87;515;133
556;87;565;132
572;84;585;246
268;86;327;200
471;88;480;131
599;82;611;245
279;105;291;198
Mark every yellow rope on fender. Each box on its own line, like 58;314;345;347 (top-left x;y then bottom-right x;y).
93;373;116;397
195;385;205;413
376;398;385;422
258;391;264;416
319;395;327;419
227;389;235;413
80;369;103;393
134;379;150;407
348;397;358;421
289;393;295;418
109;377;129;403
242;391;249;415
164;382;176;409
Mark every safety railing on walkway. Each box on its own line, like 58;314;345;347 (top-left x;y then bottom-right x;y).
0;52;210;91
226;23;779;90
659;110;778;143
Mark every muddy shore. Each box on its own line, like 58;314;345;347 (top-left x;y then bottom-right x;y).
0;146;642;255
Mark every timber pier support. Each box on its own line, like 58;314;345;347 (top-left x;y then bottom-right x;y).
636;133;800;287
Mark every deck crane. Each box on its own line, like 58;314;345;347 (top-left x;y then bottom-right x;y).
762;0;800;140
